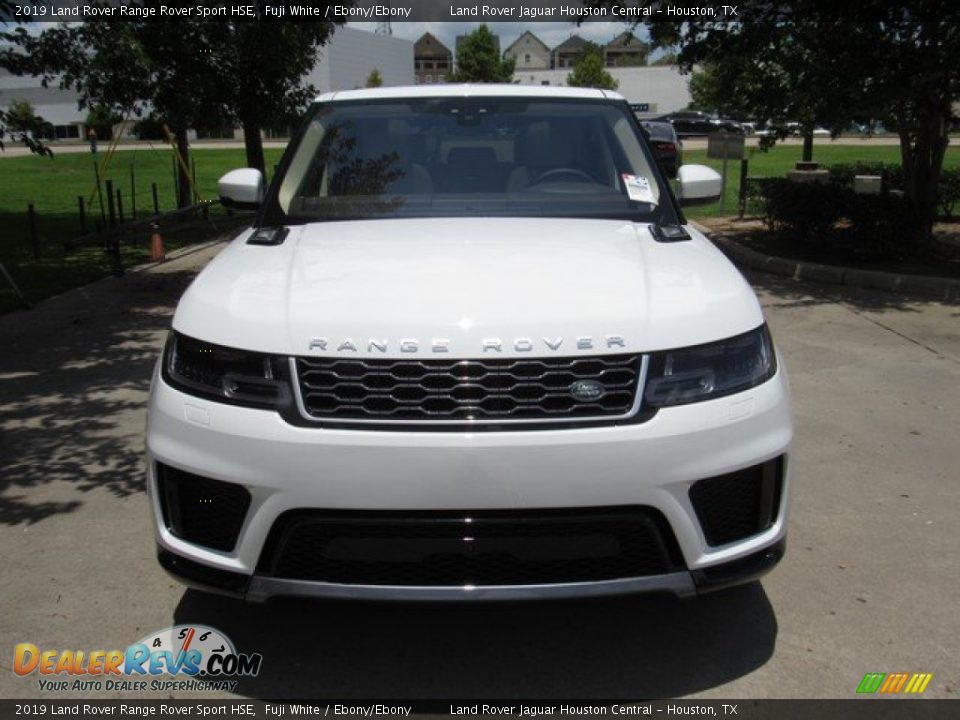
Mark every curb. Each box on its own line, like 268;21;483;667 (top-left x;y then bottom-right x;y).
691;222;960;301
124;237;230;275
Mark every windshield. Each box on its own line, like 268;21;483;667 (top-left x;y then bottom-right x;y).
266;97;674;224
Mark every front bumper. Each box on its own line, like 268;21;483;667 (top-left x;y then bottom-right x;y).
158;538;786;601
146;360;792;601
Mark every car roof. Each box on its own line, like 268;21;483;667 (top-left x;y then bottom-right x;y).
640;121;676;140
317;84;625;103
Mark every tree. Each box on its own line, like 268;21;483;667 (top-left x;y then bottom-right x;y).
627;0;960;245
85;106;121;138
2;5;343;197
566;43;619;90
0;0;52;156
4;99;51;138
365;68;384;88
203;18;342;176
447;25;515;83
3;21;222;207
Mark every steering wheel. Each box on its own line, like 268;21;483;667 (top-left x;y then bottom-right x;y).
531;168;595;185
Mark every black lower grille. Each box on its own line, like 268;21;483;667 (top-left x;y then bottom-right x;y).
156;463;251;552
258;509;684;586
294;355;641;422
689;457;784;547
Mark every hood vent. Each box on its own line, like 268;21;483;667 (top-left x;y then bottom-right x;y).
247;227;289;246
650;224;691;243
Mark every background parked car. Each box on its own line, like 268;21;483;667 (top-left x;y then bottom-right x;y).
640;120;683;178
654;110;743;136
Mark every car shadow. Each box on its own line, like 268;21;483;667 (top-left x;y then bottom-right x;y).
173;582;777;698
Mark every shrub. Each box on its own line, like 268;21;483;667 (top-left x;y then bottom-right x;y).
752;176;924;260
937;167;960;220
756;178;845;244
844;193;921;260
751;163;959;260
827;162;889;188
826;161;960;219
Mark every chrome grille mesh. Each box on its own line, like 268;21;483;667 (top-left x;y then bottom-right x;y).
294;355;643;423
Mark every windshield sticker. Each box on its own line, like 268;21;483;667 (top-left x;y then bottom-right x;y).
621;173;656;205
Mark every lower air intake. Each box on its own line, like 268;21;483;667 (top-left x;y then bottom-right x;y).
689;457;784;547
257;508;684;587
156;463;251;552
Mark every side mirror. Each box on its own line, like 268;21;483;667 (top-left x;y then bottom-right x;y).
218;168;264;210
676;164;722;206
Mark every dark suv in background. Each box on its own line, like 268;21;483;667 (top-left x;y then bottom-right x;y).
640;121;682;178
655;110;742;137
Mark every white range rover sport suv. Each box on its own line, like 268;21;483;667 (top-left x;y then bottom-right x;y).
147;85;792;601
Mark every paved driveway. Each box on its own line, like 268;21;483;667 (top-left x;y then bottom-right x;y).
1;239;957;699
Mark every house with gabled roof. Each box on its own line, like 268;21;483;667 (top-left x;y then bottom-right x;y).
503;31;550;70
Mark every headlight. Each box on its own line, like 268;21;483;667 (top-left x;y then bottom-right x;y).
162;332;290;409
644;325;776;407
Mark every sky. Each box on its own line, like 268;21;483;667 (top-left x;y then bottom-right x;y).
348;21;658;54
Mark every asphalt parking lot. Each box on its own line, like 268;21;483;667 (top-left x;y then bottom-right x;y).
0;237;957;700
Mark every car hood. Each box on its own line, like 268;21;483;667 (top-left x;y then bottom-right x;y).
173;217;763;357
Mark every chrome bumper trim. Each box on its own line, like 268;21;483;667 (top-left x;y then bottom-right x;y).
245;571;697;602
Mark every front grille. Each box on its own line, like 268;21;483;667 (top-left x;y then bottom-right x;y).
294;355;642;423
257;509;685;587
689;457;784;547
156;463;251;552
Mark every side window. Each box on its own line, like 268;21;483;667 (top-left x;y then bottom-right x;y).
611;116;660;204
279;119;326;212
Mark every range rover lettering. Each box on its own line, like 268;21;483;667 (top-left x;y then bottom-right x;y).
147;85;793;601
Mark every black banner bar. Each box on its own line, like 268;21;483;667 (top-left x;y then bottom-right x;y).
3;1;956;23
1;700;959;719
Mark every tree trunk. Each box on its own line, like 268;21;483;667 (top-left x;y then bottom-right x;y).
802;130;814;163
899;106;948;249
243;119;266;177
175;127;192;209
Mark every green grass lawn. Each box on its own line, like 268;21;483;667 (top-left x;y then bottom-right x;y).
0;146;287;252
1;141;957;313
0;146;285;314
681;143;960;219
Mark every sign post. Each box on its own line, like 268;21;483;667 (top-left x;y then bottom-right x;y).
707;130;746;210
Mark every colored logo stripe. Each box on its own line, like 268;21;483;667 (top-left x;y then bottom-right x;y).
857;672;933;694
857;673;885;694
879;672;909;693
904;673;934;694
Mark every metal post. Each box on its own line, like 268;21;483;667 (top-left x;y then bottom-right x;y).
0;262;31;308
172;156;179;203
93;161;106;224
112;222;124;278
106;180;116;229
78;195;87;235
739;159;749;219
28;204;39;260
130;164;137;221
721;154;729;211
191;155;198;205
116;187;124;226
152;183;160;215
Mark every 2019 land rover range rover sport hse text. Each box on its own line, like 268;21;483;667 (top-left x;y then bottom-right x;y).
146;85;792;601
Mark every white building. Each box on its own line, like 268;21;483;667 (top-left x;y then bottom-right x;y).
0;27;414;142
305;26;413;96
514;65;693;116
0;68;85;139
